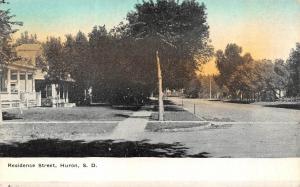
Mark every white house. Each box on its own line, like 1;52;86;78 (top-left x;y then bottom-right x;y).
0;44;75;109
0;45;39;109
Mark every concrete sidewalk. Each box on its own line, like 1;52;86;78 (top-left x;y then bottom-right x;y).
107;110;152;140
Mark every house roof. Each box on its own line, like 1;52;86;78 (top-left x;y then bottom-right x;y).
15;44;42;51
2;62;36;71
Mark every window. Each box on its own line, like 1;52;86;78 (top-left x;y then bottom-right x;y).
20;74;25;80
11;71;17;80
0;69;7;92
28;74;33;80
11;83;18;93
46;85;52;97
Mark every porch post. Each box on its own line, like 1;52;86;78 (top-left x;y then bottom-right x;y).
25;72;28;107
66;89;69;103
17;71;20;95
25;72;28;92
7;69;11;108
51;84;56;107
7;68;11;95
32;72;35;92
62;84;65;102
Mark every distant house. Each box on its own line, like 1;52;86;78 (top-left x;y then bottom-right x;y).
0;44;75;109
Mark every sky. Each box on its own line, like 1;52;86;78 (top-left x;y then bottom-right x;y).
5;0;300;74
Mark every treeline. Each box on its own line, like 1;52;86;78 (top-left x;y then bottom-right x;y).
37;0;213;105
41;29;157;105
212;43;300;101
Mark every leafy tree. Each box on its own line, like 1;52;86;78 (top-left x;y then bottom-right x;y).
125;0;213;120
126;0;213;88
286;43;300;96
15;31;39;46
226;58;289;101
215;43;247;98
184;78;201;98
41;1;213;109
43;37;65;82
0;0;22;62
273;59;290;96
255;60;288;101
88;25;112;100
228;61;258;100
215;43;290;101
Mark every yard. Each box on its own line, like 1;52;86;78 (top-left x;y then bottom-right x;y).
0;106;133;144
6;106;133;121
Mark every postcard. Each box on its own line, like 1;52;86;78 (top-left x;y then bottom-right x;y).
0;0;299;186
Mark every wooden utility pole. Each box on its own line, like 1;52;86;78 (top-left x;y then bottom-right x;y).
209;76;212;100
156;50;164;121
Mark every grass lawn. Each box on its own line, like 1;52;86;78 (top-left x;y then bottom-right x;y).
0;122;118;143
146;121;211;132
1;106;133;143
6;106;133;121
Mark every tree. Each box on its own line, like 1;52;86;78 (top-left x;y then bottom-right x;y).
184;78;201;98
286;43;300;97
125;0;213;120
15;31;39;46
0;0;22;122
273;59;290;97
217;53;290;102
198;75;221;99
215;43;247;98
0;0;22;61
43;37;65;82
88;25;112;102
214;43;290;101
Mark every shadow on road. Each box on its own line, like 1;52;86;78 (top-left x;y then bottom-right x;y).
0;139;210;158
263;104;300;110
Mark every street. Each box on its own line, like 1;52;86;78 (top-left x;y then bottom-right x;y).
170;98;300;123
141;97;300;157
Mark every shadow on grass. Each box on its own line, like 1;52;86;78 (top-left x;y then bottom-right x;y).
148;100;176;105
2;112;23;120
0;139;210;158
114;114;131;118
153;105;185;112
223;100;254;104
111;105;141;111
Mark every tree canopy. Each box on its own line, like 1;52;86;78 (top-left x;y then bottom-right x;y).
0;0;22;62
15;31;40;46
42;0;213;105
286;43;300;96
125;0;213;89
214;43;291;101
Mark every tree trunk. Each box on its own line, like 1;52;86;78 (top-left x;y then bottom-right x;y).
156;50;164;121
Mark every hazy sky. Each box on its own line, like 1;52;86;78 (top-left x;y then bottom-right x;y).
5;0;300;73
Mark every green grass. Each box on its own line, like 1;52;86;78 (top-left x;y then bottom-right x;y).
7;106;133;121
146;121;210;132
